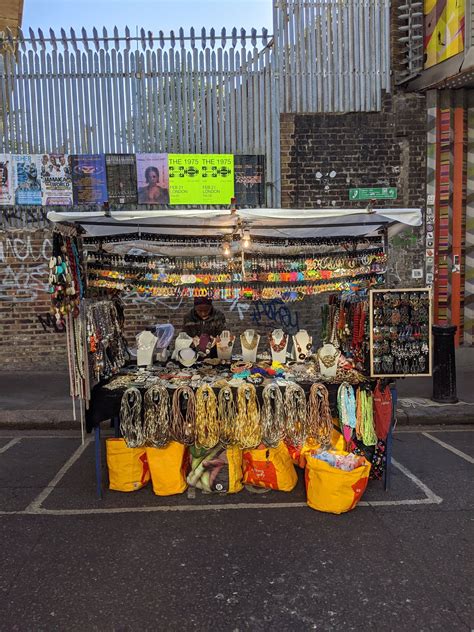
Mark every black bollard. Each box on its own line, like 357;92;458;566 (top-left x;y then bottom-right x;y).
432;324;458;404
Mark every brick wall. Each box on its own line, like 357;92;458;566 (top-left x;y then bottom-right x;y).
280;91;427;285
0;229;69;371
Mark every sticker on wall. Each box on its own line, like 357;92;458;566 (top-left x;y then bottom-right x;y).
40;154;73;205
0;154;13;205
136;154;169;205
12;154;42;206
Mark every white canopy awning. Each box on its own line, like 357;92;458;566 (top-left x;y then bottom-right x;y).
47;207;422;240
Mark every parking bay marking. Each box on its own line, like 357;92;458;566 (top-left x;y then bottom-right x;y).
0;440;443;516
421;432;474;464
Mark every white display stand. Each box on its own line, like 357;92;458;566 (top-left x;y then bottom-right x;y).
216;330;235;361
315;343;341;378
268;329;288;364
136;330;158;367
292;330;312;362
240;329;260;363
172;332;194;360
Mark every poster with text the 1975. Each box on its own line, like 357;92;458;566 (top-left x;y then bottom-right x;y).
0;155;13;205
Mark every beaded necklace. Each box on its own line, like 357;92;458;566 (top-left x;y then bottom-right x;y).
171;386;196;446
234;383;261;448
143;385;170;447
284;383;307;447
261;383;284;447
217;385;236;446
120;387;144;448
195;385;220;449
307;383;332;448
337;382;356;442
268;332;288;353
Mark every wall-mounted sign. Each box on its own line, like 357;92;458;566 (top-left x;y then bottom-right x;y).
349;187;397;200
168;154;234;205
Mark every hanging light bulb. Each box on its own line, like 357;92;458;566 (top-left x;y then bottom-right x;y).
222;238;231;257
242;228;251;249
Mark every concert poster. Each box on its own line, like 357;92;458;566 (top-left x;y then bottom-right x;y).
105;154;138;205
136;154;169;205
12;154;43;206
40;153;73;205
0;154;13;205
70;154;108;205
233;155;265;207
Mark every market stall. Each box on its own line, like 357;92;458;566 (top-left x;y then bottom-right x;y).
47;206;424;512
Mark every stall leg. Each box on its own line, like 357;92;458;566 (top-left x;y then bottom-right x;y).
113;416;120;438
384;385;398;492
94;425;103;499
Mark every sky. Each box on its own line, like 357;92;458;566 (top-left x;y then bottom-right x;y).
22;0;274;36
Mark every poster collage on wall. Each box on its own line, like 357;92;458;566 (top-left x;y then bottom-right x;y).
0;153;265;208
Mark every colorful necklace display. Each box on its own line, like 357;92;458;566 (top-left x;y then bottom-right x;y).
268;332;288;352
240;331;259;351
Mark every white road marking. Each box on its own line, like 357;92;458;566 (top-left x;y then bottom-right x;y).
0;438;21;454
422;432;474;464
23;437;92;512
396;427;474;433
391;458;443;504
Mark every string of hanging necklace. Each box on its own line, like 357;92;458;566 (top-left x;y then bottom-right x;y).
195;385;220;449
120;387;144;448
261;383;285;447
284;382;307;447
218;385;236;446
143;385;170;447
235;383;261;448
307;383;333;449
171;386;196;445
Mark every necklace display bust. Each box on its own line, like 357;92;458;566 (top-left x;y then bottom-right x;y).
316;342;341;378
268;328;288;364
292;330;312;362
216;330;235;361
137;330;158;368
240;329;260;363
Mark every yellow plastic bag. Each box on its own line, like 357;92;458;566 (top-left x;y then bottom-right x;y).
243;442;298;491
187;445;243;494
305;450;371;514
146;442;188;496
287;426;346;469
106;438;150;492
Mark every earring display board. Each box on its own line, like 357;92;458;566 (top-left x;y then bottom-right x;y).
369;288;432;378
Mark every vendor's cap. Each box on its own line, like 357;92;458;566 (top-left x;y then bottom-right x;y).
194;297;212;306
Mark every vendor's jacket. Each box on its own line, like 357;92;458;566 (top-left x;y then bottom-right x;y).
182;307;226;338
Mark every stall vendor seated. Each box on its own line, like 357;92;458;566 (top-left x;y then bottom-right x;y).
183;297;226;338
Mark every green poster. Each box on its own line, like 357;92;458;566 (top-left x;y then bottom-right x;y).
168;154;234;205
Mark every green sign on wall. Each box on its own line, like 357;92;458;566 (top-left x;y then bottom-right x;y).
349;187;397;200
168;154;234;205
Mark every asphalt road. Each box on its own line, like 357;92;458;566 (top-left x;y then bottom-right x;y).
0;427;473;632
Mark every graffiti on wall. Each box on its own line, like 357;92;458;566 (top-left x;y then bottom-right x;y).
251;298;300;334
0;236;50;302
36;312;65;333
